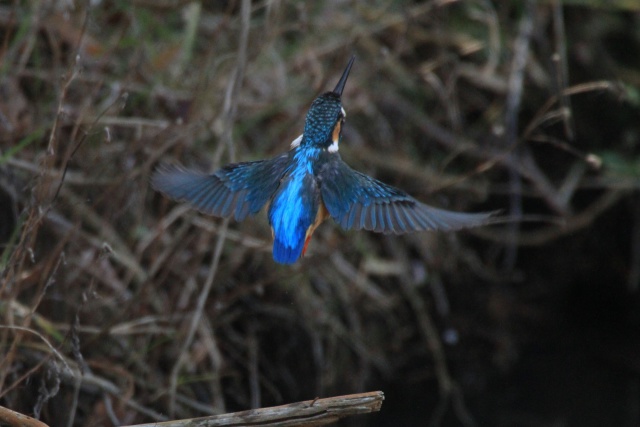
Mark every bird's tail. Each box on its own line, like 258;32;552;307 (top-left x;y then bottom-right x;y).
272;235;304;264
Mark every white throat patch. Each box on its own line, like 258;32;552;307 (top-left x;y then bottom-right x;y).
290;134;303;149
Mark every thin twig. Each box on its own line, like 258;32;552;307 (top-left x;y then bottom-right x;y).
551;0;574;140
502;0;535;270
0;326;69;371
475;189;626;246
168;0;252;415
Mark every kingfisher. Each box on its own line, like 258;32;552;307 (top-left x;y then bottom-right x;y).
152;56;497;264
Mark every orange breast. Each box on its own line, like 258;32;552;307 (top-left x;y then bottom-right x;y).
302;202;330;256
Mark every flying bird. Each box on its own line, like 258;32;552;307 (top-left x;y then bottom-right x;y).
152;56;497;264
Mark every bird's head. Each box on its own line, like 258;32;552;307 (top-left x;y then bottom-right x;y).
300;56;354;152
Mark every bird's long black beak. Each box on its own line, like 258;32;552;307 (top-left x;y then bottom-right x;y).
333;56;355;96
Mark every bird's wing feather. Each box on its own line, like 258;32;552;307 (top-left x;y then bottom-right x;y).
151;154;290;221
318;159;496;234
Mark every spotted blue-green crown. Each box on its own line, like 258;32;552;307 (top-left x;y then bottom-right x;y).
302;93;342;147
301;56;355;148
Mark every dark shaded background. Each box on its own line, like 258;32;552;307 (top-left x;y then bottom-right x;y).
1;1;639;426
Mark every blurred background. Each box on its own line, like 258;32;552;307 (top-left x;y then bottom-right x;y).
1;1;639;426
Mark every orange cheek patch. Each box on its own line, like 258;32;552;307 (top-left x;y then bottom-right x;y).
332;121;341;142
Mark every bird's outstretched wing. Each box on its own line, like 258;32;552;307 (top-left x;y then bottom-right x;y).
318;160;497;234
151;153;290;222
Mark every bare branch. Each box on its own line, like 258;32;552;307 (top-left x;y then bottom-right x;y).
123;391;384;427
0;406;50;427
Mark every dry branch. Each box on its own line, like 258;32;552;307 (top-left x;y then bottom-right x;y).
123;391;384;427
0;405;50;427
